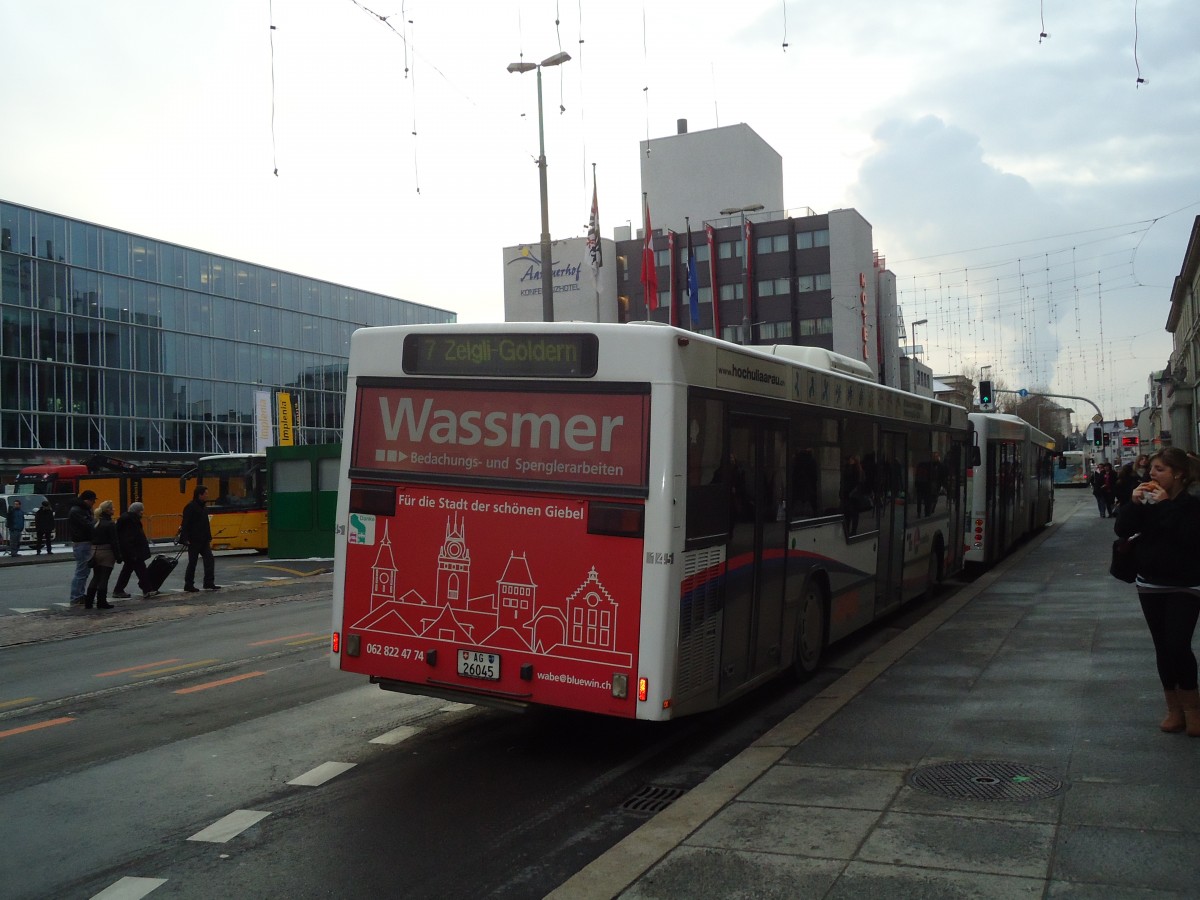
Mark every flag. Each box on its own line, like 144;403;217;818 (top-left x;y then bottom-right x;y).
641;197;659;311
706;223;720;337
586;176;602;286
686;225;699;328
743;217;755;332
667;230;677;326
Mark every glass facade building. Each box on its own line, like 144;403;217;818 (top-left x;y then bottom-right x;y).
0;200;454;474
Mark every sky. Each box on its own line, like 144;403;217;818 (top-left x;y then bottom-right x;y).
2;0;1197;428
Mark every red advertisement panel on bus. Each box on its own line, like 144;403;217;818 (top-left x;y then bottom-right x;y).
340;483;645;717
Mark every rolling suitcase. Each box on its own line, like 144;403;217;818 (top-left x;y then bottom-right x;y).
144;548;183;593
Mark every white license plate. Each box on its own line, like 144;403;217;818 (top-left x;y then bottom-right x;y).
457;650;500;681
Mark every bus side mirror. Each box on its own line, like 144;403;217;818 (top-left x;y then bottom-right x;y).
971;447;981;467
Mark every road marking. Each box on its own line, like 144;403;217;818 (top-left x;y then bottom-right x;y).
256;563;329;576
0;696;37;710
285;635;329;647
248;632;315;646
89;875;168;899
187;809;271;843
173;671;266;694
263;576;289;580
440;702;474;713
10;607;44;614
370;725;423;745
287;761;357;786
97;659;183;677
0;716;74;740
133;659;222;679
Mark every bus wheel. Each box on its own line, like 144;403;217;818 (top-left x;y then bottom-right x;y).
793;578;827;681
927;540;945;595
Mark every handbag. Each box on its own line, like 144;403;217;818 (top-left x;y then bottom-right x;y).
1109;535;1138;583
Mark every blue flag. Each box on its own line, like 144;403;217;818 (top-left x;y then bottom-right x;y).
686;227;700;328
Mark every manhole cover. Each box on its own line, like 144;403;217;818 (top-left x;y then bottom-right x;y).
907;760;1064;802
621;784;685;814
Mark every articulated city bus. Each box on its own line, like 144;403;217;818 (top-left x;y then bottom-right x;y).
331;323;970;720
964;413;1056;568
1052;449;1090;488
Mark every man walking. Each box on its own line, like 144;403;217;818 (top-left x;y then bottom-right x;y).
179;486;220;593
34;500;56;554
68;490;97;604
5;499;25;557
113;502;154;598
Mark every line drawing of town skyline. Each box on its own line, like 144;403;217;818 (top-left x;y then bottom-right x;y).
350;513;634;668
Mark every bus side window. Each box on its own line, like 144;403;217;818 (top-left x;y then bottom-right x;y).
686;396;730;542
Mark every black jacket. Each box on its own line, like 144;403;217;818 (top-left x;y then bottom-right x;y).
116;511;152;562
1114;491;1200;586
67;498;95;543
91;513;122;564
34;505;55;534
179;498;212;545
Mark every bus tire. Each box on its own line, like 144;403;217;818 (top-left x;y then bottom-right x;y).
792;576;828;681
927;537;945;595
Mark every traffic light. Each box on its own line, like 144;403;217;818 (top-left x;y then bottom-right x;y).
979;380;992;407
1103;432;1111;446
1094;428;1102;447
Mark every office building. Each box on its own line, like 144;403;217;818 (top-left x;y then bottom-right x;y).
0;200;454;476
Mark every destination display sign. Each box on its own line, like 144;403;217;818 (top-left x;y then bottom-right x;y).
402;332;599;378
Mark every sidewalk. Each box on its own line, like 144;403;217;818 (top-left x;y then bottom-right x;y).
550;492;1199;898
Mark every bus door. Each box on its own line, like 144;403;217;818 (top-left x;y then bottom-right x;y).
874;431;907;613
720;415;789;693
987;440;1012;561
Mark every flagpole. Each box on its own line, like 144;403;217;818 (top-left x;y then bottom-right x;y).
643;192;650;322
592;162;600;323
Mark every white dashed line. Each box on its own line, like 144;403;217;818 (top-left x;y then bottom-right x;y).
287;761;357;786
89;876;168;899
187;809;271;843
369;725;423;745
10;608;44;614
439;702;474;713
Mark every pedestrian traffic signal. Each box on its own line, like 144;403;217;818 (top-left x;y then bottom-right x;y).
979;380;992;406
1093;428;1102;447
1103;432;1111;446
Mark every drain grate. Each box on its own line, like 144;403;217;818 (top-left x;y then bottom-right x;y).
907;760;1064;802
621;784;685;814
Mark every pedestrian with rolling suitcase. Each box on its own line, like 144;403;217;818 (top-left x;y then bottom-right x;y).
113;502;153;599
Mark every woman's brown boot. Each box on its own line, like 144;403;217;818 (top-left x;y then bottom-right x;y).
1178;689;1200;737
1161;690;1185;733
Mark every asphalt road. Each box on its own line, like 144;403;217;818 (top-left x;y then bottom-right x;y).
0;554;962;899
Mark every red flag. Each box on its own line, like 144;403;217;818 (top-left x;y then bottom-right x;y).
641;198;659;311
667;230;677;326
744;218;755;330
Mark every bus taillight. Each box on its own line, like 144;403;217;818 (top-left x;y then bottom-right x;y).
637;677;649;702
331;632;340;654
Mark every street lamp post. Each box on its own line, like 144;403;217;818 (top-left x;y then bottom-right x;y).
507;51;572;322
911;318;927;357
720;203;764;343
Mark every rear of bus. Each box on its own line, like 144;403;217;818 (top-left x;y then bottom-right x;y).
331;325;655;718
